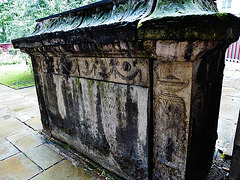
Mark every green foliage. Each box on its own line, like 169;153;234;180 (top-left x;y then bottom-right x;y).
220;152;226;159
8;47;18;55
0;0;99;43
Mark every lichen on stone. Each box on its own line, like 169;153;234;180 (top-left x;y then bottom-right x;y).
144;0;218;21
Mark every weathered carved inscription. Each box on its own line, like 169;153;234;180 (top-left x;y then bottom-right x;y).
34;56;150;87
153;61;192;179
36;71;149;179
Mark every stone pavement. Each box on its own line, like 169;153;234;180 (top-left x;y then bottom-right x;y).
0;84;98;180
216;61;240;156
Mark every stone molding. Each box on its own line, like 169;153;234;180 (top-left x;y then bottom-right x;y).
32;56;150;87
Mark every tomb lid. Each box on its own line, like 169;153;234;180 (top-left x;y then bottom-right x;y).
20;0;218;37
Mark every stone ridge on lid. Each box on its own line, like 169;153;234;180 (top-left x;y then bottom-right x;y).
31;0;154;36
29;0;217;37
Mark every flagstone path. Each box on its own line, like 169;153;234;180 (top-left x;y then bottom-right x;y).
0;85;98;180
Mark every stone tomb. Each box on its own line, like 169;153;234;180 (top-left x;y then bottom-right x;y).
12;0;240;179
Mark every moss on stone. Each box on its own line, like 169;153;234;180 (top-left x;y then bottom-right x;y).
87;79;94;103
215;13;228;20
76;78;80;89
138;13;240;41
96;81;108;98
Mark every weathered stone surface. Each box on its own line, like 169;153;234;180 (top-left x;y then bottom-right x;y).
186;45;227;180
153;61;192;179
152;40;228;179
138;14;240;41
33;56;150;87
11;0;240;179
40;75;149;179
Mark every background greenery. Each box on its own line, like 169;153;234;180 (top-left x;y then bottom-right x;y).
0;49;35;89
0;69;35;89
0;0;99;89
0;0;99;43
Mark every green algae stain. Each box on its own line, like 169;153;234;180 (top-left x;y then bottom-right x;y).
87;79;94;104
76;78;80;89
96;81;107;97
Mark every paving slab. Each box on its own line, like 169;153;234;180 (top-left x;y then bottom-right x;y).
0;119;28;139
32;159;98;180
7;129;45;152
0;153;42;180
14;87;38;99
0;138;5;144
219;96;240;121
0;93;20;101
223;78;240;91
221;87;240;99
216;62;240;156
16;111;32;122
223;62;240;77
0;97;27;106
25;116;43;131
16;86;35;94
0;108;14;121
24;107;41;118
216;118;237;156
11;102;38;113
25;144;64;170
0;140;20;161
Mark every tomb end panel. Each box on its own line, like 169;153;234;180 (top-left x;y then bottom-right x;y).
39;74;150;180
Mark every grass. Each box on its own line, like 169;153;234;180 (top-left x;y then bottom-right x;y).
0;69;35;89
0;50;35;89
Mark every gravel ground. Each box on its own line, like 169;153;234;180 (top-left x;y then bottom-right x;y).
206;151;231;180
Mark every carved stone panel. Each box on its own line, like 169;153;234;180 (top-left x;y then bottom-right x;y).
77;58;149;87
153;61;192;179
40;74;149;179
35;56;150;87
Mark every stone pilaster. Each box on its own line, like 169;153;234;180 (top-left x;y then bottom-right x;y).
151;40;228;179
138;14;240;179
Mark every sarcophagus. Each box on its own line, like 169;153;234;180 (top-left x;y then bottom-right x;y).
12;0;240;179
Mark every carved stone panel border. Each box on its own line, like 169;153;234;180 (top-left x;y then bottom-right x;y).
153;61;192;179
33;56;150;87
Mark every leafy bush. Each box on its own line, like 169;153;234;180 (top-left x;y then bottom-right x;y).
8;47;18;56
